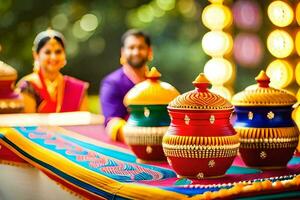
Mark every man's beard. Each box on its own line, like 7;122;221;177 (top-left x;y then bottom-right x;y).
127;57;148;69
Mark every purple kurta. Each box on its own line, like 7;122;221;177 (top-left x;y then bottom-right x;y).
100;67;135;126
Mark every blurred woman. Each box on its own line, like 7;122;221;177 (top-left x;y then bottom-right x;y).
18;29;88;113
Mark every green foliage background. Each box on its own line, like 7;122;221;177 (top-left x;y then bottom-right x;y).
0;0;288;113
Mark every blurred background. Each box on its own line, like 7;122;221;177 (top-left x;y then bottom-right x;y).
0;0;299;113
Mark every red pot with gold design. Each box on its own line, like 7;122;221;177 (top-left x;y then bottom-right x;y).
162;73;239;179
232;71;299;169
123;67;180;162
0;61;23;113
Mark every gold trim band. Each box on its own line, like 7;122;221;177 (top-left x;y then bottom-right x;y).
162;145;239;159
123;126;168;145
235;127;299;139
163;134;239;146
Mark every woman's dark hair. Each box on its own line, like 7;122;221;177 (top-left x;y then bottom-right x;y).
121;29;151;47
36;36;65;53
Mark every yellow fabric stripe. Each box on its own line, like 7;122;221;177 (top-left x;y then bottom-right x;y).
0;127;187;200
0;139;105;200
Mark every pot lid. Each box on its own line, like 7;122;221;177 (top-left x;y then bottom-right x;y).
0;61;17;81
232;71;297;107
124;67;180;106
168;73;233;111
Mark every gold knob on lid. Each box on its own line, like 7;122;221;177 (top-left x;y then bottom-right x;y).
145;67;161;80
255;70;270;88
192;73;211;92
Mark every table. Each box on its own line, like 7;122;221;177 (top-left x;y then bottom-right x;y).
0;113;300;199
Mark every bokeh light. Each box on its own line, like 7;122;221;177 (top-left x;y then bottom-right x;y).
177;0;196;18
296;2;300;26
51;14;68;30
297;88;300;101
295;30;300;57
156;0;175;11
266;59;294;89
234;33;263;67
202;4;232;30
80;14;99;32
295;62;300;86
208;0;224;3
204;57;233;85
209;85;233;100
267;30;294;58
138;5;155;23
202;31;233;57
66;37;79;57
151;2;165;18
268;1;294;27
72;20;94;41
233;0;262;31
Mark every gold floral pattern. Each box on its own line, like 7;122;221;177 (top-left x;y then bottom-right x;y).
196;172;204;179
248;111;254;120
209;115;215;124
260;151;267;159
144;107;150;118
267;111;274;120
184;115;190;125
146;145;153;154
208;160;215;168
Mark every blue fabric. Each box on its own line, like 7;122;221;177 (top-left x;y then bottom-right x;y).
287;156;300;165
226;166;262;175
14;126;176;182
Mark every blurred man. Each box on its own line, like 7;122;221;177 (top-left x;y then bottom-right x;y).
100;29;152;142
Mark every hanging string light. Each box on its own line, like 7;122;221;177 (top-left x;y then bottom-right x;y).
267;29;294;59
201;1;234;100
266;1;295;90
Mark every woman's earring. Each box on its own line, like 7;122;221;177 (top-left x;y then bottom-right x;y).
120;56;126;65
33;60;40;72
148;54;153;62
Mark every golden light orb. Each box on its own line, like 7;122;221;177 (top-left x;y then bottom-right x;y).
295;61;300;86
295;30;300;57
202;4;232;30
267;30;294;58
204;57;233;85
266;59;294;89
208;0;224;3
202;31;233;57
268;1;294;27
296;2;300;26
209;85;233;101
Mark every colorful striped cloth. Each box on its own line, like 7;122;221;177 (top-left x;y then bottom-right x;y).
1;126;300;199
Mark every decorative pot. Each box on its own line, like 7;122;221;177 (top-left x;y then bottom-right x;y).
162;73;239;179
123;67;180;162
0;61;23;113
232;71;299;169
